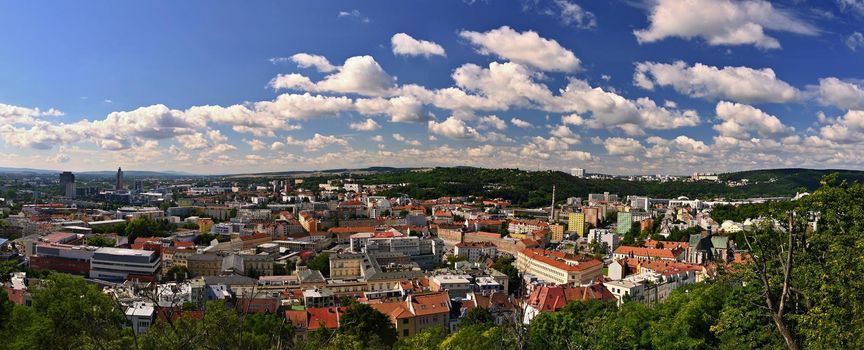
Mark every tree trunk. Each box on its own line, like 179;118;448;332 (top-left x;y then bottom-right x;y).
771;313;799;350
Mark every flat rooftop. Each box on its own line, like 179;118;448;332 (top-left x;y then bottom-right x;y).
94;247;155;257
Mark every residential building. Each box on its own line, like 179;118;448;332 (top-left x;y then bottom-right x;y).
329;253;365;279
369;292;451;338
568;212;586;236
549;223;565;242
515;249;603;285
124;301;155;335
617;211;633;234
429;274;472;298
454;242;497;262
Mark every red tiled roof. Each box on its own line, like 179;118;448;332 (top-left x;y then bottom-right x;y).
306;307;346;330
618;258;703;277
134;236;161;244
614;246;680;259
526;284;615;312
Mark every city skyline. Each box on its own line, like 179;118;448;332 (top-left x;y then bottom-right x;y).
2;1;864;175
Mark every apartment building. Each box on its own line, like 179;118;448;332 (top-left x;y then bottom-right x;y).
515;249;603;285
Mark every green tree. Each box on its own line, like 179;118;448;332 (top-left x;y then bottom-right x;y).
0;260;19;283
124;216;176;242
86;234;116;247
197;232;220;245
491;256;521;296
459;307;494;328
446;254;468;264
440;324;508;350
338;303;398;348
393;326;447;350
307;252;330;277
528;300;614;349
7;273;134;349
164;266;190;282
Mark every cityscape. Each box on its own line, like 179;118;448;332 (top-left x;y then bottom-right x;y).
1;1;864;349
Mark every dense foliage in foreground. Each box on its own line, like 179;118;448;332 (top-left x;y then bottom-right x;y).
1;176;863;349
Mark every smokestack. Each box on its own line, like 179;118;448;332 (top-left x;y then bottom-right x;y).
550;185;556;222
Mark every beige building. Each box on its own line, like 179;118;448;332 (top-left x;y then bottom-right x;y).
516;249;603;285
187;254;223;277
329;253;364;279
369;292;451;338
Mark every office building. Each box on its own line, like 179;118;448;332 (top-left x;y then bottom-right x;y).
116;167;125;191
570;168;585;178
59;172;76;198
90;247;161;282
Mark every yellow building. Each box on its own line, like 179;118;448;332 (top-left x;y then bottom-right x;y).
329;253;364;279
568;212;586;237
197;217;214;233
550;223;565;242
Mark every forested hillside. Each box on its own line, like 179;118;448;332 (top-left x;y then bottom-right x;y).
352;167;863;207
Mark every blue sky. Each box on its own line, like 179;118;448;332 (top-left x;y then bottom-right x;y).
1;0;864;175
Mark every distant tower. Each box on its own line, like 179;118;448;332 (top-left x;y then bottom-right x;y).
550;184;556;222
116;167;124;191
59;172;76;198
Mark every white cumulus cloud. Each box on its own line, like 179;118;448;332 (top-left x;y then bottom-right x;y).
391;33;446;57
459;26;581;72
634;0;818;49
634;61;799;103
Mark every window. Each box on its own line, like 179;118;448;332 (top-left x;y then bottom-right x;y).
402;318;409;325
403;329;409;336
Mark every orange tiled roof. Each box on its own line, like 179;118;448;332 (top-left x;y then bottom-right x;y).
642;240;689;250
410;292;450;316
467;231;500;239
328;226;375;234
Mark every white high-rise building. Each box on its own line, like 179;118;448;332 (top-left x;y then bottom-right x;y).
570;168;585;178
